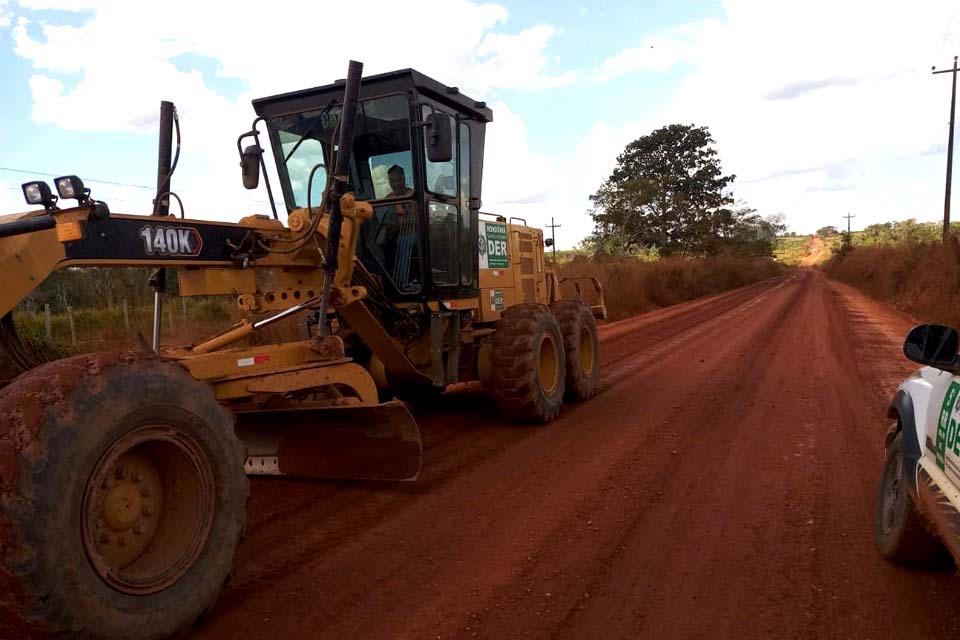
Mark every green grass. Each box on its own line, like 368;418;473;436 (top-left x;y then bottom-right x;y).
773;235;812;266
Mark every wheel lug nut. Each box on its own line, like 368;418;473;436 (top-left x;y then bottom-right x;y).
131;472;140;483
142;507;152;517
133;525;144;535
118;536;127;547
114;466;126;480
141;487;151;498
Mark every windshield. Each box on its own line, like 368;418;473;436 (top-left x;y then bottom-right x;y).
270;94;413;209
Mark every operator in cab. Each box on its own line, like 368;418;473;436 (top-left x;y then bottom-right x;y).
387;165;414;198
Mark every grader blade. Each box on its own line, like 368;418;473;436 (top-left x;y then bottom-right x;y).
234;401;422;481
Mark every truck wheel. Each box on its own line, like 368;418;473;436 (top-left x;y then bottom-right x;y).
551;300;600;401
490;303;565;423
875;430;943;567
0;353;248;640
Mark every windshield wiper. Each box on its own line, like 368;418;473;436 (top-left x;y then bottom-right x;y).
283;98;338;166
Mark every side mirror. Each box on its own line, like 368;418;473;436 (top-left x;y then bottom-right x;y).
904;324;960;368
544;238;554;247
240;144;262;190
426;113;453;163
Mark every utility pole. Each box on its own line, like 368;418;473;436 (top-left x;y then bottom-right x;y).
933;55;958;243
546;217;561;263
841;212;855;254
843;212;855;235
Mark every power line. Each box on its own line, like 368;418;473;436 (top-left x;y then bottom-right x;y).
0;166;153;190
0;165;274;206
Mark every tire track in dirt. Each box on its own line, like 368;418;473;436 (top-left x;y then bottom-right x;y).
192;270;960;640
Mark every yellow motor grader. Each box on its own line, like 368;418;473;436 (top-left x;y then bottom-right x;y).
0;61;605;639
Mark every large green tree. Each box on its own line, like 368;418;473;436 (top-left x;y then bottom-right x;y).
589;124;757;256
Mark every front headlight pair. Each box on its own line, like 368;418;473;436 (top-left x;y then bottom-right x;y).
21;175;88;210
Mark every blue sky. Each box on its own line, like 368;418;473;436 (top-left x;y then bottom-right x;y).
0;0;957;247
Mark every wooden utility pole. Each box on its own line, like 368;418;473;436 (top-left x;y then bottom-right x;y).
546;217;561;263
843;212;855;235
934;55;958;243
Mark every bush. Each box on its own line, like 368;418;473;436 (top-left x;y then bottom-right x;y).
823;240;960;328
559;255;785;321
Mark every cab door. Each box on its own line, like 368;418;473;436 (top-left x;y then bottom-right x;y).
420;107;475;297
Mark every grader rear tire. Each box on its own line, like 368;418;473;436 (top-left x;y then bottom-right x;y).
0;353;248;640
551;300;600;401
490;303;566;423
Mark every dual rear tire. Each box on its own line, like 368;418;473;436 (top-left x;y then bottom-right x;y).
489;301;599;423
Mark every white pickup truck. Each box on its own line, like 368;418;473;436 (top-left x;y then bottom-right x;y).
876;324;960;566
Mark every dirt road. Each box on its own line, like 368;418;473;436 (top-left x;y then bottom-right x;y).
192;270;960;639
800;235;831;266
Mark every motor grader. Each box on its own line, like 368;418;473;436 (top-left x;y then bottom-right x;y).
0;61;605;639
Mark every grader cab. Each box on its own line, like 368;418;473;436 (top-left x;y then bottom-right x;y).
0;61;605;639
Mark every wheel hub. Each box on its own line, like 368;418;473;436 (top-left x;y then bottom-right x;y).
102;483;143;530
881;452;903;534
538;333;560;395
579;325;595;376
82;425;215;595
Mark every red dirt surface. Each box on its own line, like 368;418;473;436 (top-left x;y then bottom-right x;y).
185;270;960;639
799;235;831;266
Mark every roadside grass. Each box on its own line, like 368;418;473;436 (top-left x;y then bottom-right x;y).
774;235;812;265
7;296;301;371
559;255;785;321
823;241;960;328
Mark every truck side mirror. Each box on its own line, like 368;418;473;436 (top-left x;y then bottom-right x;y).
544;238;554;247
240;145;262;190
426;113;453;163
903;324;959;368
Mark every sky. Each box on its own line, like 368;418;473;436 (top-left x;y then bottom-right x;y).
0;0;957;248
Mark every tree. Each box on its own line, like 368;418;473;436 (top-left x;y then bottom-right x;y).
816;226;839;237
588;124;738;256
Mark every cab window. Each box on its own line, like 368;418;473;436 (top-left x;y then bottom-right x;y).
422;106;456;198
272;95;413;207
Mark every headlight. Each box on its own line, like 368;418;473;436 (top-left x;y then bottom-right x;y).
22;181;57;209
54;175;87;202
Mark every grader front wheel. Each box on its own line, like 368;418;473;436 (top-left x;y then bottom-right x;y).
490;303;566;423
0;353;248;640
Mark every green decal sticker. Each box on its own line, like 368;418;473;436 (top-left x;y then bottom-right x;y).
937;381;960;470
489;289;504;311
480;221;509;269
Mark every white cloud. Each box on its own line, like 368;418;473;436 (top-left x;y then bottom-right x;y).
0;0;11;35
597;24;709;79
7;0;577;224
9;0;959;246
585;0;960;235
475;25;577;90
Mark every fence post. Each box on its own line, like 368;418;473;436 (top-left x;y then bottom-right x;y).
181;297;187;321
67;306;77;347
44;303;52;340
122;299;131;332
